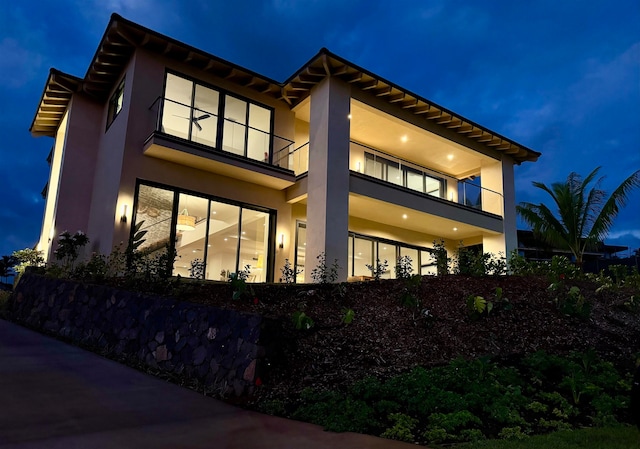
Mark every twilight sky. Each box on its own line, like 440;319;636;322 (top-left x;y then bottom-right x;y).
1;0;639;258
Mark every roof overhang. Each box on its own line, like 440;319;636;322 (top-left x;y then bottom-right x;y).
282;49;540;164
30;69;82;137
30;14;541;164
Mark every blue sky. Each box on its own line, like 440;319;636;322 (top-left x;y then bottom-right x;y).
1;0;639;258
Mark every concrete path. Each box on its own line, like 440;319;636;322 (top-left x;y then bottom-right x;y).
0;319;418;448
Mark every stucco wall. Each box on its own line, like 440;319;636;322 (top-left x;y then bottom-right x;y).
8;273;265;396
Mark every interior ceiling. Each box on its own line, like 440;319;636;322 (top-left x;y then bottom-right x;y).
348;194;494;241
294;99;489;179
295;194;496;241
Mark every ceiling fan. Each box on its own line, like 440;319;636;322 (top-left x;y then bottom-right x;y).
172;113;211;131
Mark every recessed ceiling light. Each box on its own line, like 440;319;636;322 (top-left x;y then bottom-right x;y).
447;154;454;161
401;135;408;143
212;211;217;214
242;231;246;235
453;227;458;231
224;238;228;241
402;214;408;219
347;114;352;119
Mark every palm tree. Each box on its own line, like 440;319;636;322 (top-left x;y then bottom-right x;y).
517;167;640;267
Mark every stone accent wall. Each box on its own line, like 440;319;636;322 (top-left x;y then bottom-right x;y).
9;273;264;396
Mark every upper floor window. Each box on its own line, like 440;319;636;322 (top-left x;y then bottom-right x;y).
161;73;273;163
107;78;125;127
364;152;445;197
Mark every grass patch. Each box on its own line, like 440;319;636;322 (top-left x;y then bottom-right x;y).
457;426;639;449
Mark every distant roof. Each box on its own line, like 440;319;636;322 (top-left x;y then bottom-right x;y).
30;13;541;163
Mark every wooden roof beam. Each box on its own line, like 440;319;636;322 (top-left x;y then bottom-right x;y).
374;86;392;96
361;79;378;90
346;72;363;83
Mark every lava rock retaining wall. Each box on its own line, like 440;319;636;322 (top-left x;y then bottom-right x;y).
8;273;264;396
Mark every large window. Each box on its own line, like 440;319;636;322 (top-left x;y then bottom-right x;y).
107;78;125;128
364;152;445;197
294;222;435;281
161;73;272;163
132;182;274;282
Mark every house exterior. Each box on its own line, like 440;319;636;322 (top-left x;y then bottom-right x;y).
31;14;540;283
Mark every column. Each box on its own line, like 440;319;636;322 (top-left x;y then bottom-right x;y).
305;77;351;282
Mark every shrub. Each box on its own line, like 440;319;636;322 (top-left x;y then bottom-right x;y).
395;255;414;279
365;258;388;280
380;413;418;442
280;258;302;283
310;252;339;284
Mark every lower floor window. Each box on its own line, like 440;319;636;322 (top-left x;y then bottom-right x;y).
294;222;435;280
132;182;273;282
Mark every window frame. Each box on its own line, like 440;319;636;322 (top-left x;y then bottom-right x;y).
161;71;275;162
106;77;125;130
130;179;277;281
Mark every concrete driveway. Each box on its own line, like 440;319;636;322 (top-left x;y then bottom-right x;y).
0;319;419;448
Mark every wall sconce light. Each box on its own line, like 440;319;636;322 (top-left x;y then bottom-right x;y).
356;161;361;173
449;192;454;201
120;204;128;223
279;233;285;249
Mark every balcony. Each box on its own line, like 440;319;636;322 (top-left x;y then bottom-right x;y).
280;138;503;217
349;142;503;216
143;97;296;190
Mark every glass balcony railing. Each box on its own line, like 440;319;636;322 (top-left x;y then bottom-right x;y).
350;141;503;216
273;142;309;175
148;97;294;168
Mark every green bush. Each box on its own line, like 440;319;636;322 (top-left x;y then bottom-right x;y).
380;413;418;442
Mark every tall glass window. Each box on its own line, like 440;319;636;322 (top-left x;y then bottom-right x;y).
133;184;174;257
239;210;269;282
132;182;272;282
192;84;219;147
161;73;273;163
295;222;306;283
377;243;396;279
353;237;374;277
364;151;445;198
206;201;241;281
162;73;193;139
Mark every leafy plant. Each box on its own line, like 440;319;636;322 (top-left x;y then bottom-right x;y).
310;252;340;284
189;258;205;279
466;294;493;319
365;258;388;280
291;311;314;330
341;307;355;325
11;248;44;277
229;265;251;300
280;258;302;283
54;230;89;271
395;255;414;279
432;239;450;276
517;167;640;268
380;413;418;442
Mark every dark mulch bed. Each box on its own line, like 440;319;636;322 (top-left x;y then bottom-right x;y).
159;275;640;408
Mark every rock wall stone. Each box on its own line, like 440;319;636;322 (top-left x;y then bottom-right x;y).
9;273;264;396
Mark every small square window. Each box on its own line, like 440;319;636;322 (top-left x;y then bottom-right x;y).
107;78;125;128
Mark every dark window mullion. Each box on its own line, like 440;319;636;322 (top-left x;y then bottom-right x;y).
187;82;196;141
168;191;180;276
235;208;243;273
216;95;226;151
244;103;250;157
202;199;211;280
